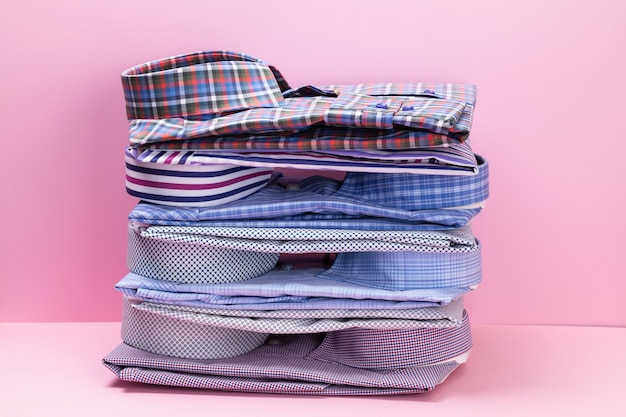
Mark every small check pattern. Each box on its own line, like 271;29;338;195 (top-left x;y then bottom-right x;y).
103;311;471;395
121;297;470;360
115;266;478;309
122;51;290;120
122;296;268;360
139;296;466;323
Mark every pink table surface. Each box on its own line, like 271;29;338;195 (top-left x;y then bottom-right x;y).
1;322;625;417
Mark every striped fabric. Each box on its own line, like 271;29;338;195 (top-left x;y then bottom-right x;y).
102;311;472;395
126;173;487;228
121;51;290;120
129;142;482;176
124;149;274;206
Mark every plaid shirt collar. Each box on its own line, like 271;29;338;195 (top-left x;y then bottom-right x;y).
121;51;477;146
121;51;291;120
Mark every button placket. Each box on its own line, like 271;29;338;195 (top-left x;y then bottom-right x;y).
324;93;400;129
394;97;467;134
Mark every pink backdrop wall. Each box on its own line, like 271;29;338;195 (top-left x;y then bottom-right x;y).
1;0;624;325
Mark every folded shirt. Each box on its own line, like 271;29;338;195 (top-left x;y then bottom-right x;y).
116;266;478;310
122;51;477;149
127;296;466;334
127;167;488;228
127;223;480;285
103;310;472;395
128;141;480;175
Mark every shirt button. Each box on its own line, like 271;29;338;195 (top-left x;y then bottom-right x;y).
375;103;389;109
402;105;414;111
423;89;435;94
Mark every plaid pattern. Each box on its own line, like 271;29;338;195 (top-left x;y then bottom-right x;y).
126;174;486;225
333;154;489;210
102;311;471;395
317;249;482;290
324;92;467;135
122;51;288;120
129;204;481;231
121;51;477;147
142;126;468;152
324;93;402;130
323;82;476;134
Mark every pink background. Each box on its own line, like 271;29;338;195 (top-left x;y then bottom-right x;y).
1;0;624;326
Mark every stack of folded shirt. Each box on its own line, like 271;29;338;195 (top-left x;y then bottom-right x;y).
103;51;489;395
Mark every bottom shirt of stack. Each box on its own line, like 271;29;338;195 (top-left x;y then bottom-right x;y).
103;299;472;395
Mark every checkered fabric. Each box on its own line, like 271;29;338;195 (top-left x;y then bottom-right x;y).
121;297;268;359
320;82;476;135
121;297;470;360
115;265;477;310
138;296;466;324
317;249;482;290
103;311;471;395
128;298;464;334
129;208;481;231
334;154;488;210
122;51;290;120
324;92;466;135
129;91;469;147
121;51;477;149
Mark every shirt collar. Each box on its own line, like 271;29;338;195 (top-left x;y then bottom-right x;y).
121;51;291;120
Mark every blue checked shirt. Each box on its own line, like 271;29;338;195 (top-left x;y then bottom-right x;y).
128;167;488;229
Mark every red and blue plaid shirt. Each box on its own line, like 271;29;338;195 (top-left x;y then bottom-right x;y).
122;51;477;150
